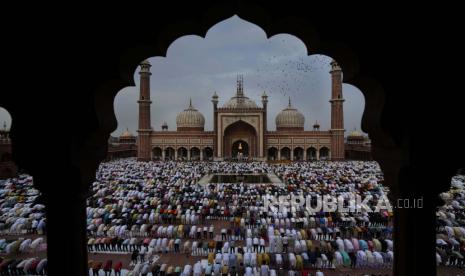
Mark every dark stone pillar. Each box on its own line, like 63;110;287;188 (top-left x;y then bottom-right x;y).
389;164;451;276
35;172;90;276
393;195;436;275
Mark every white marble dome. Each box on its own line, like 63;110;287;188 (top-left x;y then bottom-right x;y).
223;96;259;109
275;98;305;129
348;129;363;137
176;99;205;129
120;128;134;137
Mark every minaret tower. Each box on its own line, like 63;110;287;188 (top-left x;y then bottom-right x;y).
212;91;219;159
261;91;268;131
329;60;345;160
137;59;152;161
261;91;268;159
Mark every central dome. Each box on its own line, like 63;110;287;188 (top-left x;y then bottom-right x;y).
275;97;305;130
176;99;205;130
120;128;134;138
222;75;259;109
223;96;259;109
349;129;363;137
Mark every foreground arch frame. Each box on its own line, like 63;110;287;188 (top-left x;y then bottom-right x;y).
2;2;463;276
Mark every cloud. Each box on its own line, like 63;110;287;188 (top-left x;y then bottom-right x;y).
113;15;366;137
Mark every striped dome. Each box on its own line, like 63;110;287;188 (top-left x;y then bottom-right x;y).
275;97;305;129
120;128;134;137
223;96;259;109
349;129;363;137
176;99;205;129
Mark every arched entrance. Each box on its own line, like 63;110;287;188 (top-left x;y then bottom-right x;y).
320;147;330;160
307;147;317;161
267;147;278;160
203;147;213;161
152;147;162;160
231;140;249;159
294;147;304;161
281;147;291;160
223;120;257;159
165;147;175;160
190;147;200;160
177;147;188;160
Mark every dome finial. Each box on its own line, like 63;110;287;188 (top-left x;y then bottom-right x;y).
236;74;244;97
288;96;292;107
189;98;193;108
3;121;6;131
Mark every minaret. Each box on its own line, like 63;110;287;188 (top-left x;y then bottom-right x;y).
137;59;152;161
261;91;268;131
329;60;345;160
212;91;219;159
261;91;268;159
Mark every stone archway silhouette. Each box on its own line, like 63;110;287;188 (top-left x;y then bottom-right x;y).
3;3;461;276
81;10;403;274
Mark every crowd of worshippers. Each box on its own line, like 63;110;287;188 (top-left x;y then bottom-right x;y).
82;159;397;275
3;160;463;274
436;174;465;268
0;175;48;275
0;175;46;235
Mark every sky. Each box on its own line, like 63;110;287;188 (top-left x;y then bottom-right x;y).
0;15;365;137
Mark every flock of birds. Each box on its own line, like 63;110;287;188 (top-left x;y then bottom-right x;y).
254;53;332;98
131;34;339;133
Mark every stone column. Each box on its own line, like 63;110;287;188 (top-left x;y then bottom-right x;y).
329;60;345;160
187;148;191;160
200;148;204;160
162;148;166;160
316;149;320;161
303;149;307;161
34;169;90;276
175;148;178;160
212;92;218;158
290;149;294;161
137;60;153;161
278;148;281;160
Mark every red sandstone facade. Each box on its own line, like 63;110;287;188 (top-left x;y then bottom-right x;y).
345;129;372;161
133;60;350;161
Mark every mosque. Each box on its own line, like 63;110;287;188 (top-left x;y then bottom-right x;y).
128;59;351;162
